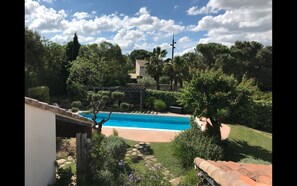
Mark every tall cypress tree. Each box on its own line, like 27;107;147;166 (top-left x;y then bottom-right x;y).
66;33;81;62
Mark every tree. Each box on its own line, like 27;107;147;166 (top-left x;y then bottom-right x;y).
128;49;152;66
87;91;112;134
178;69;240;141
25;28;46;90
145;47;167;90
66;33;81;62
196;43;229;68
42;41;68;95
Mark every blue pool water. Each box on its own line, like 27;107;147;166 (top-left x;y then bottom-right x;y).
80;112;190;131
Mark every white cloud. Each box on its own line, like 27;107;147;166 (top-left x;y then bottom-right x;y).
189;0;272;45
135;7;149;16
73;12;90;20
175;47;195;56
91;11;96;15
174;5;179;9
38;0;55;3
186;6;215;15
178;36;191;43
25;0;67;32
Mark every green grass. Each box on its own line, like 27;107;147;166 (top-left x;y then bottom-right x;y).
150;142;190;177
225;124;272;163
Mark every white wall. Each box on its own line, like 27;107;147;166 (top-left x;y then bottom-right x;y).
25;104;56;186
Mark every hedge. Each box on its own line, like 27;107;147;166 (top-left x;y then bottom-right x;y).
144;89;181;109
230;100;272;132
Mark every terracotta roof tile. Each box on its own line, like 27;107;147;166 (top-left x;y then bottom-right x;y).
25;97;93;126
194;157;272;186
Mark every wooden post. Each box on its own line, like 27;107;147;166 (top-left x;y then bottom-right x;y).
76;133;87;186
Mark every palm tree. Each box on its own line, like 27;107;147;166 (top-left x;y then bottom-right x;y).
145;47;167;90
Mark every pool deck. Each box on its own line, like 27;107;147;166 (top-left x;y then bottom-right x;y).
100;112;230;142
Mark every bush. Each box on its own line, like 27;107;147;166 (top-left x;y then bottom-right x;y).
104;135;127;160
71;107;79;112
154;99;167;112
160;76;170;84
120;102;129;111
71;101;82;108
230;100;272;132
173;127;225;168
28;86;50;103
56;167;73;186
145;89;181;109
137;77;156;86
178;169;202;186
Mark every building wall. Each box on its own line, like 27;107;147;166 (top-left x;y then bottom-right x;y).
25;104;56;186
136;61;141;76
136;60;148;77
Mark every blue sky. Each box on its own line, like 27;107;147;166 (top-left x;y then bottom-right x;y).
25;0;272;57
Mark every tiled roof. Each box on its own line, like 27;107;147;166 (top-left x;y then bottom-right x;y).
194;157;272;186
25;97;93;126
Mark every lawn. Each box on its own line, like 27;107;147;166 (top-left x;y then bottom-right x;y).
123;124;272;178
224;124;272;164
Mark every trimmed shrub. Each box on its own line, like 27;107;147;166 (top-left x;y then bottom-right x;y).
230;100;272;132
137;77;156;86
154;99;167;112
160;76;170;84
97;90;111;97
71;101;82;108
173;127;225;168
120;102;129;111
145;89;181;109
104;135;127;160
28;86;50;103
71;107;79;112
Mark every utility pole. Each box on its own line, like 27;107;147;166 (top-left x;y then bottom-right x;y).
170;32;176;62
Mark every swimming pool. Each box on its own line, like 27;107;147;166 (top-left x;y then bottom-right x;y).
80;112;190;131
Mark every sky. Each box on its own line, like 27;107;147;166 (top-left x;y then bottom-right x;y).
25;0;272;58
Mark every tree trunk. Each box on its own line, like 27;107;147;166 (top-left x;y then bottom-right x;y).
170;78;173;91
156;77;160;90
173;79;178;91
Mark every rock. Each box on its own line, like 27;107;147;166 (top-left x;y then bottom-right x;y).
124;157;131;161
127;150;132;154
139;142;145;146
132;148;138;152
131;152;138;156
67;156;73;161
163;170;170;176
144;155;155;160
57;159;66;165
134;144;139;148
145;142;150;147
138;153;144;158
154;163;162;168
169;177;181;186
151;158;158;162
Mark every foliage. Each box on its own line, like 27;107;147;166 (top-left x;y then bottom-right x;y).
120;167;171;186
178;169;202;186
173;127;225;168
71;107;79;112
104;135;127;160
87;134;128;185
120;102;130;111
145;89;181;109
65;33;81;62
153;99;167;112
128;49;152;66
28;86;50;103
71;101;82;108
160;76;170;84
137;77;156;86
145;46;167;90
230;100;272;132
178;69;243;141
56;167;73;186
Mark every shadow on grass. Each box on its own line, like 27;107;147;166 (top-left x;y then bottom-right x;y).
224;139;272;162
